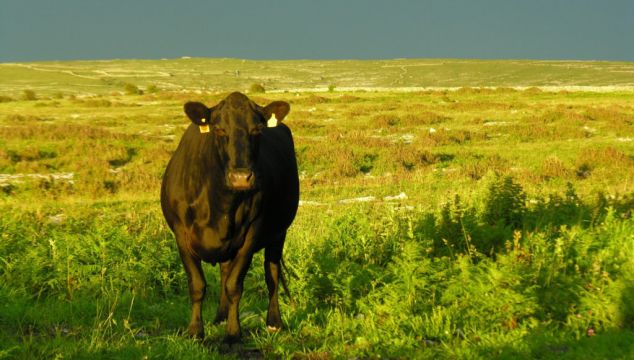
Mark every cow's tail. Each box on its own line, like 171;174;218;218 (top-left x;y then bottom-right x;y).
280;257;296;307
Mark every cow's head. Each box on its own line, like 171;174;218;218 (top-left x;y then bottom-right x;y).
184;92;290;191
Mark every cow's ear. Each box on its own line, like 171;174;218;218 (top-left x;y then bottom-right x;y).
261;101;290;126
184;102;211;125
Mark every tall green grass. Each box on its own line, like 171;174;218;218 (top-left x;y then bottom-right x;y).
1;178;633;358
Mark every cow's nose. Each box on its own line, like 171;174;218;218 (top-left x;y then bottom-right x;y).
227;169;255;190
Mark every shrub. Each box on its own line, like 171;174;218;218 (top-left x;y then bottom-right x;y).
123;83;143;95
249;83;265;94
0;95;14;103
482;176;526;228
22;89;37;101
354;152;378;174
146;84;159;94
576;163;592;179
103;180;118;193
328;84;336;92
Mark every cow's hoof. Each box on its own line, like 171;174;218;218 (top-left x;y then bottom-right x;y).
266;316;283;331
266;325;281;333
187;323;204;340
223;334;242;345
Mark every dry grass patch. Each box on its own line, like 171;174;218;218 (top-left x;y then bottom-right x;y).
373;113;400;127
540;156;573;180
394;146;439;172
0;123;128;141
337;94;361;103
458;154;511;180
401;111;451;126
576;147;633;172
294;94;331;106
289;118;325;131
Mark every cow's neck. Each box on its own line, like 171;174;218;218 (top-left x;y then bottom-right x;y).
208;188;258;249
206;161;259;221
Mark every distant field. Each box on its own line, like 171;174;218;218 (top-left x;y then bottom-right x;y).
1;59;634;359
2;58;634;96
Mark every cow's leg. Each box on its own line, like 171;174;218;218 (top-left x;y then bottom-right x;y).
264;233;286;330
213;260;231;324
175;231;207;339
223;249;254;344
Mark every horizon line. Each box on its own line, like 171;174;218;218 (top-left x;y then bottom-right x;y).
3;56;634;65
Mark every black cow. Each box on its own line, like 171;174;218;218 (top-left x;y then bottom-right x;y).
160;92;299;343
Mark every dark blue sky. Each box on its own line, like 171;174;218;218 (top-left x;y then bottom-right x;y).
1;0;633;62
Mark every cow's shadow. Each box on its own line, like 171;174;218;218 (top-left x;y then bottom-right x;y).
173;327;264;359
211;339;264;359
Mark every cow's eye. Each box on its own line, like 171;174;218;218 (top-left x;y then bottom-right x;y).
214;127;227;137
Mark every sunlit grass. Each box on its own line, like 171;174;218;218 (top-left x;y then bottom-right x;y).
1;59;634;358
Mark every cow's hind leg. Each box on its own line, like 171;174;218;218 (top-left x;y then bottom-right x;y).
264;232;286;331
213;260;231;324
175;227;207;339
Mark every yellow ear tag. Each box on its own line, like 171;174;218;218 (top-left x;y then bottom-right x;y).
267;113;278;128
199;118;210;133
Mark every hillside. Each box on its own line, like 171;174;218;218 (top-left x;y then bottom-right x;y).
2;58;634;96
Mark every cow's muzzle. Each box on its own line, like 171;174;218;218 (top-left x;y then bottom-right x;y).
226;169;255;191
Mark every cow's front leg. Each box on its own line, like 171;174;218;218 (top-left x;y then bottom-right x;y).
214;260;231;324
223;249;254;344
176;235;207;340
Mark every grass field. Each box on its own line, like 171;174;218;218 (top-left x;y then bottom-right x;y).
1;58;634;359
